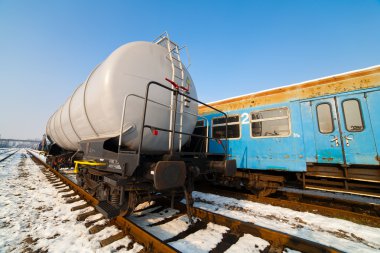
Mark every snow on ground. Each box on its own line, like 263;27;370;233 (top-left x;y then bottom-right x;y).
3;149;379;252
191;191;380;253
130;203;271;253
225;234;269;253
130;209;192;241
0;149;143;253
169;223;227;252
130;202;193;241
0;148;17;161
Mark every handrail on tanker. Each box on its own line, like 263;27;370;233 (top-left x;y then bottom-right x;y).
118;92;200;153
136;80;229;166
118;93;171;153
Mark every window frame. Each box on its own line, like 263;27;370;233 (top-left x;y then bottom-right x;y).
249;107;291;139
195;119;205;128
211;114;241;140
341;98;365;132
316;102;335;134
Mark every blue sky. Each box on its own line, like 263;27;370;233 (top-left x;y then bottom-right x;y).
0;0;379;139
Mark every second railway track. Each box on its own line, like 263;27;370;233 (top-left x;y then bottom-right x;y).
27;150;345;253
197;185;380;228
0;149;19;163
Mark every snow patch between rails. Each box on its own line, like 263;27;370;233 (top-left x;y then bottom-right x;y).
130;204;192;241
225;234;270;253
169;223;227;252
192;191;380;253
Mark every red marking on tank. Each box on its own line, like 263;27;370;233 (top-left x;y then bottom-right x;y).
179;86;189;92
152;129;159;136
165;78;179;89
165;78;189;92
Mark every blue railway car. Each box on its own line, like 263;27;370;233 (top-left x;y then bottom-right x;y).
197;66;380;197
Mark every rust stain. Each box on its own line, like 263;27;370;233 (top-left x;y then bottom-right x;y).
199;66;380;115
322;157;334;161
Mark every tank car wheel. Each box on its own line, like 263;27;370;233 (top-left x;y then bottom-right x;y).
119;191;138;217
76;174;84;188
252;188;277;198
76;169;85;188
96;182;110;201
250;182;279;197
84;186;96;197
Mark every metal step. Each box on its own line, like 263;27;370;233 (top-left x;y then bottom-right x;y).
167;56;180;62
96;200;120;219
171;53;180;59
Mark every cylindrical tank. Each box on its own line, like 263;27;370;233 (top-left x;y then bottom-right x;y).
46;40;198;152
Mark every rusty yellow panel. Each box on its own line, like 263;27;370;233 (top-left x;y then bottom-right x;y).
199;66;380;115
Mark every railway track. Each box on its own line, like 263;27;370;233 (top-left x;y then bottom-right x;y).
27;150;343;253
278;187;380;215
0;149;19;163
197;185;380;228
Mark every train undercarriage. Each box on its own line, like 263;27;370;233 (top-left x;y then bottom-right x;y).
208;163;380;199
46;147;380;220
46;145;236;220
301;163;380;198
208;170;285;197
75;156;201;219
59;127;237;219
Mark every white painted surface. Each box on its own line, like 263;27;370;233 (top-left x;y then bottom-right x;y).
47;41;198;152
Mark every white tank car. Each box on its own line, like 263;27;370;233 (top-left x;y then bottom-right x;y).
46;38;198;152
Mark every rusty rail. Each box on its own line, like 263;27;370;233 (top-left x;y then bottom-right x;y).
27;150;178;253
191;207;341;253
198;186;380;228
113;216;179;253
166;200;342;253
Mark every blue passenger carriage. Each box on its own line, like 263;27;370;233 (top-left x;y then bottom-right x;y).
197;66;380;197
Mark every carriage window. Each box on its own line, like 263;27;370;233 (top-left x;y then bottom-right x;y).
212;115;240;139
316;103;334;134
196;120;205;127
251;108;290;137
342;99;364;132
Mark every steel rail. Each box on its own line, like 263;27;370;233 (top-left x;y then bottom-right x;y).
189;206;341;253
198;186;380;228
0;149;18;163
113;216;179;253
146;197;344;253
27;150;178;253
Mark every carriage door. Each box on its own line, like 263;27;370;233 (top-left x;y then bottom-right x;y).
311;98;344;164
335;93;378;165
311;94;378;165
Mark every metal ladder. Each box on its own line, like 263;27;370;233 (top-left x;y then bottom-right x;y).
154;33;188;151
154;32;185;87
